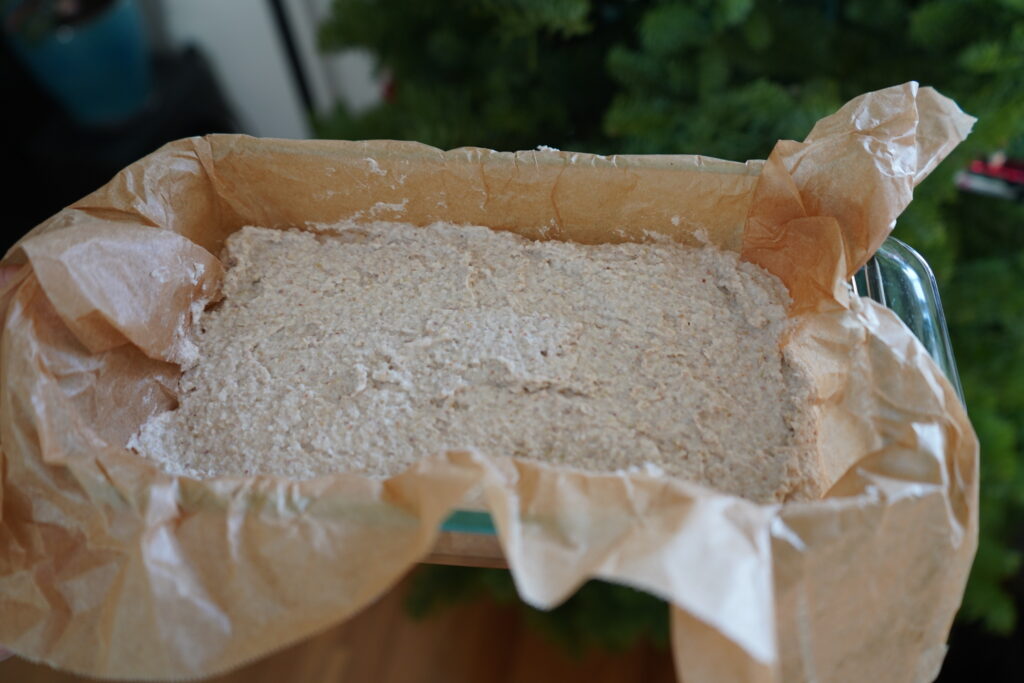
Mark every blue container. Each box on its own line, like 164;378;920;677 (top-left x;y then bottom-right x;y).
5;0;151;126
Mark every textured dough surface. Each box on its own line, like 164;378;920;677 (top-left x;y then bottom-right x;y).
129;222;822;503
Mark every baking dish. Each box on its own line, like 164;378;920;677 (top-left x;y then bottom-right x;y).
853;236;963;402
0;85;978;677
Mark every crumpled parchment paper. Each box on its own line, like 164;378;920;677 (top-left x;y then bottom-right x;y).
0;82;977;682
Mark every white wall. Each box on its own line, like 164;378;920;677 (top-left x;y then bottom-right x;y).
159;0;312;138
283;0;383;117
150;0;382;138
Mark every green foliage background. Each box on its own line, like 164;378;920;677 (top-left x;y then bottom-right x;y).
319;0;1024;644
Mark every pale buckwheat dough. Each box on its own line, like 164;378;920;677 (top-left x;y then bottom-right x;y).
129;222;822;503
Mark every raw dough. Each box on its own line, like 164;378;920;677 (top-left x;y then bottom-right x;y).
129;222;821;503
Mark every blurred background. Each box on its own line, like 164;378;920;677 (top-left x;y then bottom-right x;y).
2;1;1022;681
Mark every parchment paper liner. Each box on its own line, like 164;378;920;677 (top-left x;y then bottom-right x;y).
0;82;977;682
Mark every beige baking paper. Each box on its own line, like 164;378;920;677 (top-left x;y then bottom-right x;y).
0;82;977;682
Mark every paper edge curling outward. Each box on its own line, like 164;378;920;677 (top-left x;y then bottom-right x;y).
741;83;975;315
0;83;977;682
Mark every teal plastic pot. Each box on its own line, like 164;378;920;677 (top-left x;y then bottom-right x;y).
5;0;151;126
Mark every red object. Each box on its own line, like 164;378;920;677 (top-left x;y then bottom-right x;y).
382;73;396;103
968;159;1024;185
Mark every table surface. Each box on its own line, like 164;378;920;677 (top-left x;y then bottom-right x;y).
0;569;675;683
